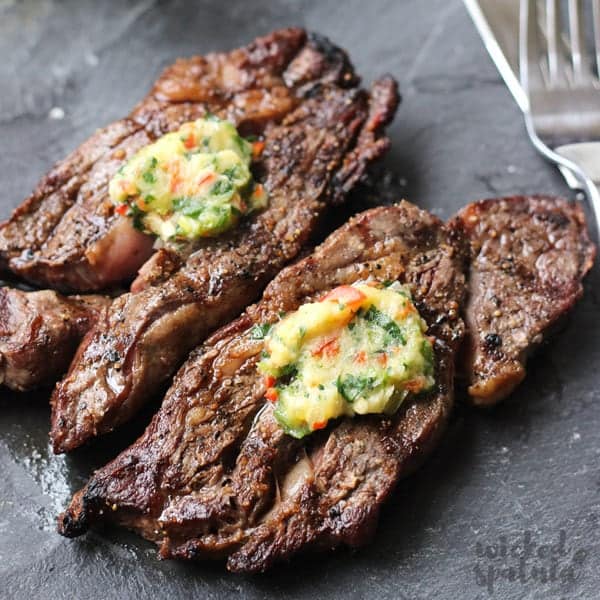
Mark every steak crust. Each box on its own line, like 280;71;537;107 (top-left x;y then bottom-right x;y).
451;195;595;406
49;36;399;453
0;29;351;292
0;289;109;391
58;202;467;573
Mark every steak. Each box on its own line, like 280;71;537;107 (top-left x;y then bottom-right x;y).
0;28;352;292
451;195;595;406
0;288;109;391
57;202;467;573
49;37;399;452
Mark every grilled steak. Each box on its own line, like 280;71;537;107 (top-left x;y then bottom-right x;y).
0;28;352;292
0;288;109;391
58;202;467;573
452;195;595;407
49;37;399;453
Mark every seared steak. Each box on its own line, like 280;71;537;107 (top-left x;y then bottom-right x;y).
452;195;595;406
0;120;155;292
49;41;399;453
0;288;109;391
58;202;467;573
0;28;352;292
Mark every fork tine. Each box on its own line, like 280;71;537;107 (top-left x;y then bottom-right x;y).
593;0;600;77
567;0;589;84
546;0;568;86
520;0;546;92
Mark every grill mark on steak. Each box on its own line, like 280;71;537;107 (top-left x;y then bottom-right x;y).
0;28;341;292
0;288;109;391
57;202;467;574
49;59;399;452
451;195;595;407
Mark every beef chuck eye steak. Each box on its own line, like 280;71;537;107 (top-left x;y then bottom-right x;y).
451;195;595;407
58;202;467;573
0;288;109;391
0;28;349;292
49;35;399;453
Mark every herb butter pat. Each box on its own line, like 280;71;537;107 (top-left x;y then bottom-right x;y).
109;116;267;241
258;281;435;438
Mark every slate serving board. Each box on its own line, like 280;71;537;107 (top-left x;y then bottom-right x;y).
1;1;598;598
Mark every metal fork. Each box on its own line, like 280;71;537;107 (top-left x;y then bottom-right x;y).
520;0;600;236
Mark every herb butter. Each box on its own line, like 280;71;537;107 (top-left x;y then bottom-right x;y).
257;281;435;438
109;116;267;241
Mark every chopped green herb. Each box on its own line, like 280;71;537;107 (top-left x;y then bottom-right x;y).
128;203;145;231
223;166;236;179
250;323;272;340
211;178;233;196
363;305;406;344
142;157;158;184
336;374;377;403
278;363;298;381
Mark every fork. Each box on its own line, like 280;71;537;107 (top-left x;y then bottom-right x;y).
520;0;600;237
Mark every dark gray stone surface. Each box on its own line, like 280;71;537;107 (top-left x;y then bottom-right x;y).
0;1;598;598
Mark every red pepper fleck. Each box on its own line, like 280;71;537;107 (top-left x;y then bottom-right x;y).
264;375;276;388
252;140;265;158
355;351;367;364
313;420;327;431
184;134;196;149
320;285;366;312
198;172;216;187
265;388;278;403
252;183;264;199
115;204;128;216
311;337;340;358
169;160;182;193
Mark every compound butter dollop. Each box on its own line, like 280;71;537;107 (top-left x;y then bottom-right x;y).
256;281;435;438
109;116;267;241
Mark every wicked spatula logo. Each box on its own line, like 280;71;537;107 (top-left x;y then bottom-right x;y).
473;529;588;595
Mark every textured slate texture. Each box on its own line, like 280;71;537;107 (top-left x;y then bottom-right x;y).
0;1;598;599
